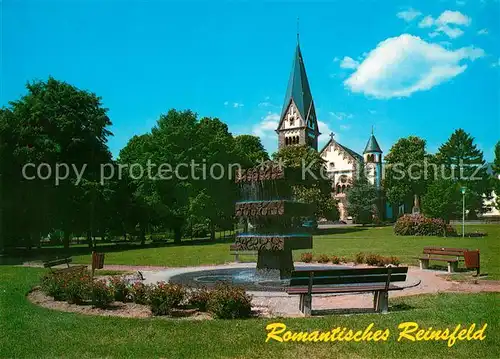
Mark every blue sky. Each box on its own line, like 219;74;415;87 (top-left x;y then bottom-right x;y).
2;0;499;161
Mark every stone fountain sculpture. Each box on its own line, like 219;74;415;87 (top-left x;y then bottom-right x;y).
232;162;314;279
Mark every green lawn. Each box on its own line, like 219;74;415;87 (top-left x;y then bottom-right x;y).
69;224;500;279
0;266;499;359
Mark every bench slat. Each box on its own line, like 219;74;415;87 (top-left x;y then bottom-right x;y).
423;246;468;252
43;258;72;268
291;267;408;279
418;256;459;262
286;284;404;294
423;250;465;256
289;274;407;287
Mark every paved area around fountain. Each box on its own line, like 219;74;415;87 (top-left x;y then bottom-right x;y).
22;261;500;317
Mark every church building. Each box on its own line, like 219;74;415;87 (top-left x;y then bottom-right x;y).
276;39;384;221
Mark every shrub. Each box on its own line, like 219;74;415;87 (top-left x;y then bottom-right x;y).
188;287;212;312
339;256;348;264
394;214;457;237
207;283;252;319
354;252;365;264
63;270;92;304
40;273;66;301
365;254;384;266
300;252;313;263
316;254;330;263
91;280;114;308
149;282;186;316
130;282;149;304
330;255;340;264
109;276;130;302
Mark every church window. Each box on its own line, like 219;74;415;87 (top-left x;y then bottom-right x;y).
329;162;335;169
290;117;295;126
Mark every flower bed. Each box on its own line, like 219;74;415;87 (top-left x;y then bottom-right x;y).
38;271;254;319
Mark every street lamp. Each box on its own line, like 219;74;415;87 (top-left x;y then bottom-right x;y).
461;187;466;238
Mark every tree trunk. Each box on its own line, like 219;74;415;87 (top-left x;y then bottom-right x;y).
173;227;182;244
210;222;215;241
139;225;146;246
87;230;93;249
63;231;70;250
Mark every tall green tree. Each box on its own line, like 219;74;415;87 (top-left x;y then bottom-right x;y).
384;136;428;214
234;135;269;167
421;178;462;222
435;129;491;218
492;141;500;210
346;169;379;224
0;78;113;248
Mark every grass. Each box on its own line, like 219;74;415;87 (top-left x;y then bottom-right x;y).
59;224;500;279
0;266;499;359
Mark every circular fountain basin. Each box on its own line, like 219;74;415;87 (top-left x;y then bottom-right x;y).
169;264;349;292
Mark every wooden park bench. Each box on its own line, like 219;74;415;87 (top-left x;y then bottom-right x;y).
416;247;480;275
229;244;257;263
43;257;87;274
286;267;410;316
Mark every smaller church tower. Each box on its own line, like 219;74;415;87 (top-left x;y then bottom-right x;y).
363;129;383;188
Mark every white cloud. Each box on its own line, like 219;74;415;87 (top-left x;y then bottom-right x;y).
418;10;470;39
340;125;351;130
223;101;229;106
329;112;353;120
437;25;464;39
344;34;484;99
233;102;244;108
419;15;435;28
477;28;488;35
437;10;470;26
397;8;422;22
340;56;360;69
333;56;340;62
492;58;500;67
258;102;272;107
252;113;279;138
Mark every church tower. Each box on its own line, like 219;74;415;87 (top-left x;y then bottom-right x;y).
276;39;320;150
363;129;383;188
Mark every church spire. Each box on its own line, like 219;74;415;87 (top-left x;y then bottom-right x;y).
297;17;300;45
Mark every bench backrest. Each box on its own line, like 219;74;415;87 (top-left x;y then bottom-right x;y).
423;247;468;257
43;257;72;268
289;267;408;288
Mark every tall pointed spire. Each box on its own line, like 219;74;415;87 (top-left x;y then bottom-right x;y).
276;27;320;150
297;17;300;45
278;41;315;128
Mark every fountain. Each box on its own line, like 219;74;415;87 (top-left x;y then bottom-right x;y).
232;162;313;279
168;161;319;291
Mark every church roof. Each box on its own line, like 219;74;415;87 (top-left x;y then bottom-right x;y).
320;138;363;163
363;134;382;154
279;43;314;124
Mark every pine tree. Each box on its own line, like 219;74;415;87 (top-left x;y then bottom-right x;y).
346;168;378;224
435;129;491;217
